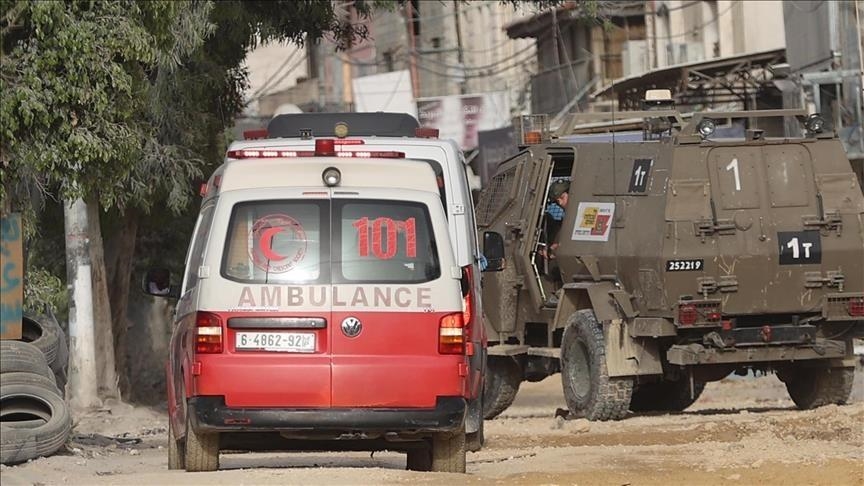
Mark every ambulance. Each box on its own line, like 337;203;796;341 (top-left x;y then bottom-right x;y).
145;139;475;472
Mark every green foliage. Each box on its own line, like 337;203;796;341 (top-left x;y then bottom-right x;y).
0;1;184;210
23;265;67;317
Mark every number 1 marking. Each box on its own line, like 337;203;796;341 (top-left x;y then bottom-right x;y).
726;158;741;191
633;166;646;187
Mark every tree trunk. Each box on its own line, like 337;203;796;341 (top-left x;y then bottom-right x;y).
105;209;138;399
86;199;120;400
64;198;100;410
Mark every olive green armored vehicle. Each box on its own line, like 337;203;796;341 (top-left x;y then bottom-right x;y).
477;106;864;421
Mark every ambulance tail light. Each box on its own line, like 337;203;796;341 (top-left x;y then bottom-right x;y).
195;312;223;354
439;313;465;354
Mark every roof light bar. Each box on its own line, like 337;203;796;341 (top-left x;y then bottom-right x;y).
226;149;405;159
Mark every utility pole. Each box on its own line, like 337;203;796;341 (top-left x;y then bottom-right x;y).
453;1;467;95
64;197;100;410
405;3;420;98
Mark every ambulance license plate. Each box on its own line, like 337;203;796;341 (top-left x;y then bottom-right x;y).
235;332;315;353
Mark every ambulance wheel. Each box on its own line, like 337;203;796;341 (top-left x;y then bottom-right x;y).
482;356;521;419
167;416;184;470
406;442;432;471
431;426;466;473
561;310;633;421
183;411;218;472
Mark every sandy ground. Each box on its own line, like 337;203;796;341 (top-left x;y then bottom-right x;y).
2;370;863;486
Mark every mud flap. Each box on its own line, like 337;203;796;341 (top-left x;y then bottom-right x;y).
465;397;481;434
603;320;663;378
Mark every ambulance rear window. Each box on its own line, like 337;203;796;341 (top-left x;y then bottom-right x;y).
222;201;327;284
335;200;441;283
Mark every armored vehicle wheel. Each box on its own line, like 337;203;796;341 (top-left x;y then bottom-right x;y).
783;366;855;409
482;356;521;419
560;310;633;421
629;380;705;412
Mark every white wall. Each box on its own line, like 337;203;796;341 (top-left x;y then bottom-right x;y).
242;41;308;115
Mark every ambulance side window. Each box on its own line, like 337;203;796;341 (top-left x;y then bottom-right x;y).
182;203;216;293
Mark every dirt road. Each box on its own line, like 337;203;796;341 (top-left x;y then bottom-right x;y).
2;372;862;485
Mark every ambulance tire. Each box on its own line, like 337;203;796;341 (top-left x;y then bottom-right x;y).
183;412;218;472
431;426;466;473
560;310;633;421
167;416;185;470
482;356;521;420
406;442;432;471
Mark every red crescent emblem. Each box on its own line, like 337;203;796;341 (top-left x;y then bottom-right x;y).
259;227;286;261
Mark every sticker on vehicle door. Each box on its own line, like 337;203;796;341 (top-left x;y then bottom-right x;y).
571;202;615;242
778;230;821;265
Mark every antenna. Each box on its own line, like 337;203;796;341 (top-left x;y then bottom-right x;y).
611;82;619;278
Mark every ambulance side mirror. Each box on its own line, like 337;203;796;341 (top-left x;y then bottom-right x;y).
142;267;180;299
482;232;505;272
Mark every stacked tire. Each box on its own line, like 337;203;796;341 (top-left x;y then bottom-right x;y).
1;312;72;465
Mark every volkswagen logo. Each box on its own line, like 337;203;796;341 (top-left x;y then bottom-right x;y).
341;316;362;338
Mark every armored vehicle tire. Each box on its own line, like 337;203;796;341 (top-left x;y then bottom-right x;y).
560;310;633;421
629;380;706;412
482;356;521;419
184;413;219;472
431;426;467;473
783;366;855;410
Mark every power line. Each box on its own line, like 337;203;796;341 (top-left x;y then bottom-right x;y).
249;53;308;102
411;45;537;71
250;49;300;98
648;2;735;40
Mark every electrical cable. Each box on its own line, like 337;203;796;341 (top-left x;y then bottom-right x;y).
250;49;300;98
648;2;735;40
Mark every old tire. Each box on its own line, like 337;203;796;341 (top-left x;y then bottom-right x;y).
0;341;55;385
167;417;185;470
784;366;854;409
482;356;521;419
406;442;432;471
0;372;62;397
431;426;466;473
21;313;62;369
560;310;633;421
184;411;218;471
0;383;71;465
629;380;705;412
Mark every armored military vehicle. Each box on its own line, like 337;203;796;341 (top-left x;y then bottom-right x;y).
477;104;864;421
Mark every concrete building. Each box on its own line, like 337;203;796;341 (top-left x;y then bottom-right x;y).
245;1;536;118
506;0;787;116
